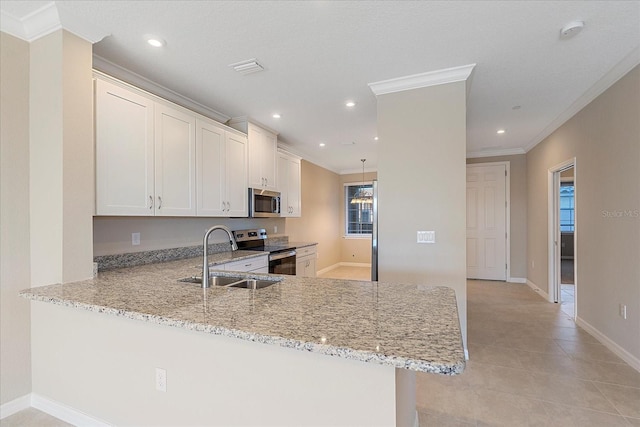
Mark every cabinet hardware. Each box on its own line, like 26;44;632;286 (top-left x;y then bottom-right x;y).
158;196;162;209
149;195;153;209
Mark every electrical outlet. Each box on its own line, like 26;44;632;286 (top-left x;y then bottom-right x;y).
132;232;141;246
155;367;166;392
274;225;278;234
619;304;627;320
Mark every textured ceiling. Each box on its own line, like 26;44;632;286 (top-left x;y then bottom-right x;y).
2;1;639;173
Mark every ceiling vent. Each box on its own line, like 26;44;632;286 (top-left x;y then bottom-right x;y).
229;58;264;75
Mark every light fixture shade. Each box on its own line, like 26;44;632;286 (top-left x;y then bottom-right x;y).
350;159;373;204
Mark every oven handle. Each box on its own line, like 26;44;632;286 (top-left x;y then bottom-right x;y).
269;250;296;261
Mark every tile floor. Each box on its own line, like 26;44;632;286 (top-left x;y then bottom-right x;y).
4;272;638;427
318;265;372;281
0;408;71;427
418;279;640;426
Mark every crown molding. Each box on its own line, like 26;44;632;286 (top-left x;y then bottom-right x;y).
1;2;59;41
339;167;378;175
466;147;526;159
524;45;640;153
93;56;230;124
368;63;476;96
0;2;108;43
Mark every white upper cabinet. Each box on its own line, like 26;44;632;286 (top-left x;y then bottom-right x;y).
196;118;226;216
278;152;301;217
230;119;277;191
95;79;155;216
225;132;248;216
154;103;196;216
196;117;247;217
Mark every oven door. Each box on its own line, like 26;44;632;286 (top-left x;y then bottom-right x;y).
269;250;296;275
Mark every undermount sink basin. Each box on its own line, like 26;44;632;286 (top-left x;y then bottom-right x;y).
178;275;244;287
178;275;280;289
229;279;279;290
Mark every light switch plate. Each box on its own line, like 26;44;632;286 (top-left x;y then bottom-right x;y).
132;232;141;246
417;231;435;244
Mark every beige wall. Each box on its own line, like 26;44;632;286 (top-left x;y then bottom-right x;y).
376;81;468;349
286;160;341;271
29;30;94;286
340;171;377;264
527;66;639;361
1;32;32;405
467;155;527;279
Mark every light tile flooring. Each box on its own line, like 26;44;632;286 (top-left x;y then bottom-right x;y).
318;265;372;281
561;283;575;318
0;408;71;427
419;279;640;426
4;272;638;427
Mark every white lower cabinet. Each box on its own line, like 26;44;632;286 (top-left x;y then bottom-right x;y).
222;255;269;274
296;245;317;277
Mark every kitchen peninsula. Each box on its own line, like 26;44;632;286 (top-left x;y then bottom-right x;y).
21;256;464;426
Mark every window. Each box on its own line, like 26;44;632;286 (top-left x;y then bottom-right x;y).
560;183;574;232
345;182;373;236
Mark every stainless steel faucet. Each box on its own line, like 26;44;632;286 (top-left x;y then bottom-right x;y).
202;225;238;288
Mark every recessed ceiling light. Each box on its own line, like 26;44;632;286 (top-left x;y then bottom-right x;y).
497;129;506;134
144;35;165;47
319;143;326;147
345;101;356;107
374;137;379;141
272;113;281;119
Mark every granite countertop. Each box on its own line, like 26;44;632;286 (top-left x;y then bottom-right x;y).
20;257;465;375
289;241;317;249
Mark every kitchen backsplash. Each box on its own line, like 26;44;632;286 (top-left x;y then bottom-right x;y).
93;216;286;256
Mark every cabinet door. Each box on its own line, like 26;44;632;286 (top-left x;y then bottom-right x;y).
95;79;155;215
225;132;248;217
154;104;196;216
196;118;225;216
262;130;278;191
287;157;301;217
296;258;307;276
247;125;264;188
277;154;290;217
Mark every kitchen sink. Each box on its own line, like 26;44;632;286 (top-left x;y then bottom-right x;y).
178;275;244;287
178;275;280;289
229;279;279;290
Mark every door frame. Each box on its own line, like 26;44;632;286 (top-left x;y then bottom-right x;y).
466;161;511;281
547;158;577;314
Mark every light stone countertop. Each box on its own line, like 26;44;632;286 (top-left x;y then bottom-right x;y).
20;256;465;375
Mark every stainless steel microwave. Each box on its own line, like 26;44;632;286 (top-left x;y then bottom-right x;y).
249;188;281;217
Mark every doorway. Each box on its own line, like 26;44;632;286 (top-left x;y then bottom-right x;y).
548;159;577;318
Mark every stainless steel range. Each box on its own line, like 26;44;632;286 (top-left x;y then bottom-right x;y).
233;228;296;275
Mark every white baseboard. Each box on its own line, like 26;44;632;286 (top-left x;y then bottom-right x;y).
526;279;551;301
317;262;371;276
575;317;640;373
464;348;469;361
339;262;371;268
31;394;111;427
0;394;30;419
508;277;527;284
316;263;340;276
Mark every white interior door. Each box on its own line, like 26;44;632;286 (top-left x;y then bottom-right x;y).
467;164;507;280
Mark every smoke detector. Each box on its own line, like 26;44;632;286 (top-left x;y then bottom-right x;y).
560;21;584;39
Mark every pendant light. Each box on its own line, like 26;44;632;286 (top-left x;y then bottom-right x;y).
350;159;373;204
